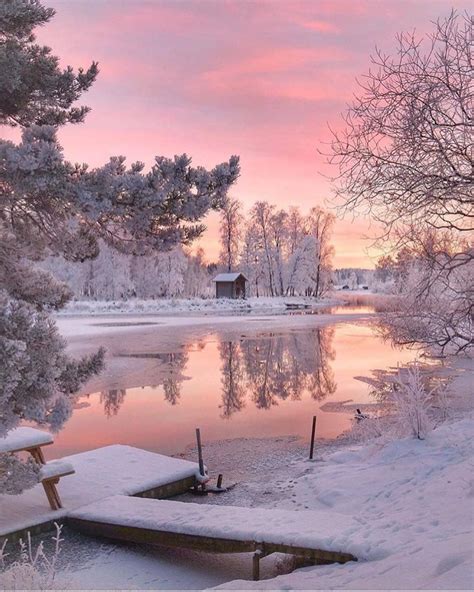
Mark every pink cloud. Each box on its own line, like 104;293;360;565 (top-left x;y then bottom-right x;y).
32;0;462;268
301;20;341;33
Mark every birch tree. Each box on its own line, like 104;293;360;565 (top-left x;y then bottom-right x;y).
218;197;243;272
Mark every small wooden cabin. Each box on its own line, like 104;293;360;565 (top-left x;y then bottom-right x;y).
213;273;248;299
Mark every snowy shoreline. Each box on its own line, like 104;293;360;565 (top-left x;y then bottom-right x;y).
56;295;342;316
48;313;474;589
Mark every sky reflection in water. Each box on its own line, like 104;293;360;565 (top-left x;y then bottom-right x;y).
48;323;415;459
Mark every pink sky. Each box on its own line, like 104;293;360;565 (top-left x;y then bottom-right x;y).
31;0;466;267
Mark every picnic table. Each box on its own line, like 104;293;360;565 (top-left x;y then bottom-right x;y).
0;427;74;510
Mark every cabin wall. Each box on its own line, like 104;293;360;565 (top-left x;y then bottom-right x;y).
235;278;246;298
216;282;234;298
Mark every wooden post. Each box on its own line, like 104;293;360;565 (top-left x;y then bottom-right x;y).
195;428;205;477
252;548;263;581
217;474;223;489
309;415;317;460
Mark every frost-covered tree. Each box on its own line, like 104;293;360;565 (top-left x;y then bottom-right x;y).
184;248;213;297
306;207;335;297
249;202;278;295
328;11;473;352
239;203;334;297
43;243;213;299
240;223;266;297
380;233;473;355
0;0;239;493
218;197;243;272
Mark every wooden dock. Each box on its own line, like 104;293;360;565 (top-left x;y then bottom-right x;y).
0;445;203;546
285;302;313;310
68;495;358;581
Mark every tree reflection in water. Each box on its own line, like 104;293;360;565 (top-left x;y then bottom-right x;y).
162;351;189;405
220;326;336;416
100;389;126;417
98;350;189;415
218;341;246;418
98;330;335;418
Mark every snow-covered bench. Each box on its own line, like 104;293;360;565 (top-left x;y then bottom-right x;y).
0;427;53;463
39;461;75;511
0;427;74;510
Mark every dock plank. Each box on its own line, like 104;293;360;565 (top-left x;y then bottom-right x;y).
0;445;201;542
69;495;359;579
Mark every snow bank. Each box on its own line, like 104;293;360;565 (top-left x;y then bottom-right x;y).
58;296;339;316
215;417;474;590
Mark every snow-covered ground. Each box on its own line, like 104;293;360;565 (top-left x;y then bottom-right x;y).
214;415;474;590
58;296;340;316
53;407;472;590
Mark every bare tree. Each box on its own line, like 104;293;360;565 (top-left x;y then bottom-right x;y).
328;11;473;354
328;11;473;240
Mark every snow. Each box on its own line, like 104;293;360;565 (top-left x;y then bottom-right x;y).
0;427;53;453
70;495;365;558
0;445;201;538
39;460;75;480
57;296;339;316
212;273;247;282
214;417;474;590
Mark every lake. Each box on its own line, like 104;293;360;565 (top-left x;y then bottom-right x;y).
46;319;416;460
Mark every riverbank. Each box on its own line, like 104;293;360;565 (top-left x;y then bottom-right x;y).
31;366;473;590
4;313;470;590
57;296;340;316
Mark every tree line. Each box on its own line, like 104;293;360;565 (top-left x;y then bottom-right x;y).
219;199;335;298
42;199;336;300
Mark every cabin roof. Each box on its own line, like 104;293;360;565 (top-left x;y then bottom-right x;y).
212;272;247;282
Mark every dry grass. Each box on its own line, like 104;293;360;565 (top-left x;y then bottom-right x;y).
332;291;397;312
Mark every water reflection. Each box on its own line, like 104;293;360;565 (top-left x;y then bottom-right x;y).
48;323;417;458
237;328;336;411
219;341;246;418
162;352;189;406
99;328;336;418
100;389;126;417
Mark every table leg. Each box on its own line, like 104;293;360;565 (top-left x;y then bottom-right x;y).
29;447;46;464
42;481;58;510
42;478;62;510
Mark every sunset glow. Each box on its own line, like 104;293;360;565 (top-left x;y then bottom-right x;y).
30;0;464;267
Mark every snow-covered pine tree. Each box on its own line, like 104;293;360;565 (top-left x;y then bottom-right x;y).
0;0;239;493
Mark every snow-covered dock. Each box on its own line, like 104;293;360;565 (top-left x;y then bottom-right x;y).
0;445;203;544
68;495;358;580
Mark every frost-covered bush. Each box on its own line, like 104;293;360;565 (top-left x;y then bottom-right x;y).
0;524;68;590
0;455;40;496
351;361;449;443
392;363;436;440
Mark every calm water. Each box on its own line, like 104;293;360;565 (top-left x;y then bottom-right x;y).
44;321;416;460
